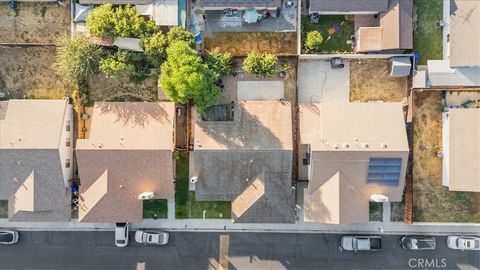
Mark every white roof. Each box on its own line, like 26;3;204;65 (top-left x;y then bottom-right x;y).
135;4;154;16
113;37;144;52
427;60;480;87
155;0;178;26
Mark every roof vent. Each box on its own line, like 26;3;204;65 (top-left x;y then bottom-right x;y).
359;143;369;149
333;144;339;149
380;143;388;149
340;143;349;149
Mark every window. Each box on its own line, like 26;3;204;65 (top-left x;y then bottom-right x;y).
367;158;401;184
65;159;71;168
66;120;71;132
66;138;71;147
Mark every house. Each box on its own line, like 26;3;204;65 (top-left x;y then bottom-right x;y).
442;108;480;192
199;0;282;11
309;0;413;52
0;99;73;222
425;0;480;87
191;101;295;223
75;102;175;223
299;103;409;224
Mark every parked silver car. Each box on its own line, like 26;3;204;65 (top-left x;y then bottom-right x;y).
0;230;19;245
135;230;169;245
115;223;129;247
400;236;436;250
447;236;480;251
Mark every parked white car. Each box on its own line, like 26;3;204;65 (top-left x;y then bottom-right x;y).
115;223;129;247
135;230;169;245
447;236;480;251
0;230;19;245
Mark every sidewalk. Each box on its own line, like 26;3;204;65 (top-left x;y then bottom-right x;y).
1;218;479;235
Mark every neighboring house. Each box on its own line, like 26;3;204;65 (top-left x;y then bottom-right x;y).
191;101;295;223
442;108;480;192
425;0;480;87
76;102;175;223
0;99;73;222
309;0;413;52
299;103;409;224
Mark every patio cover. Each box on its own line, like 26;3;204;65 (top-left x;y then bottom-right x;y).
154;0;178;26
113;37;144;52
74;4;93;23
427;60;480;87
135;4;153;16
243;8;262;23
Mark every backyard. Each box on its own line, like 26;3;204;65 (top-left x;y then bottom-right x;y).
204;32;297;56
0;47;70;99
350;59;408;102
413;0;443;65
301;15;354;53
413;91;480;222
0;2;70;43
87;74;158;102
175;151;231;219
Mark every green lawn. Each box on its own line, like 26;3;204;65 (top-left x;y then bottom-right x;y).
301;15;354;53
143;199;168;219
414;0;443;65
175;151;231;219
369;202;383;222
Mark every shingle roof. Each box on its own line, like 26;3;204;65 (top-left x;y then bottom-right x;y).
76;102;175;223
192;101;295;223
309;0;389;13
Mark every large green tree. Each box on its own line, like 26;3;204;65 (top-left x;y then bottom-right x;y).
54;34;103;83
242;51;277;78
160;41;220;115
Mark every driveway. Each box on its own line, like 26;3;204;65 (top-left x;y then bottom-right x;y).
298;59;350;103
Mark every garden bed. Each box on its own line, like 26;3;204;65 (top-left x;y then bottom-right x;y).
413;91;480;222
301;15;354;53
175;151;231;219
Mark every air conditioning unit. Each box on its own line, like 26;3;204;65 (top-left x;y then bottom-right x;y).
138;192;154;200
370;194;389;203
190;176;198;184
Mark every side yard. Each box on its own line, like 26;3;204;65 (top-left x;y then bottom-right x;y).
0;47;70;99
204;32;297;56
175;151;231;219
0;2;70;43
413;0;443;65
413;91;480;222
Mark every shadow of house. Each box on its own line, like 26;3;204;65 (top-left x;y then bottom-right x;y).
191;101;295;223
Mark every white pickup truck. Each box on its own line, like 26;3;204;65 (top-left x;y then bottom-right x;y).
341;236;382;252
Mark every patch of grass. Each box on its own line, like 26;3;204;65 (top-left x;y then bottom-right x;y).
204;32;297;56
414;0;443;65
413;91;480;222
369;202;383;222
0;200;7;218
390;202;405;222
143;199;168;219
175;151;231;219
301;15;354;53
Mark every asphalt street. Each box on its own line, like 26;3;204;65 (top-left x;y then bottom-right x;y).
0;231;478;270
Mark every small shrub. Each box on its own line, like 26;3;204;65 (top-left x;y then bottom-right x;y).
142;32;168;67
166;26;194;47
99;50;135;79
305;31;324;53
243;51;278;78
205;48;232;80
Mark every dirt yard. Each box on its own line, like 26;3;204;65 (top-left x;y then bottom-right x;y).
350;59;408;102
87;74;158;102
0;47;70;99
413;91;480;222
204;32;297;56
0;2;70;43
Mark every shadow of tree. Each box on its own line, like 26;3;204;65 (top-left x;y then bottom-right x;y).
96;102;170;128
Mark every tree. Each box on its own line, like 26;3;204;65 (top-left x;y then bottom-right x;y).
242;51;277;78
166;26;194;47
142;32;168;67
205;48;232;80
86;3;116;38
305;31;324;53
160;41;221;115
86;4;158;38
54;34;103;83
99;50;135;79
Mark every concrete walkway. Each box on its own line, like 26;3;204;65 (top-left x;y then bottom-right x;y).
1;218;479;235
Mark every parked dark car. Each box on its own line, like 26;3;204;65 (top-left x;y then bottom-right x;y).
0;230;19;245
400;236;436;250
